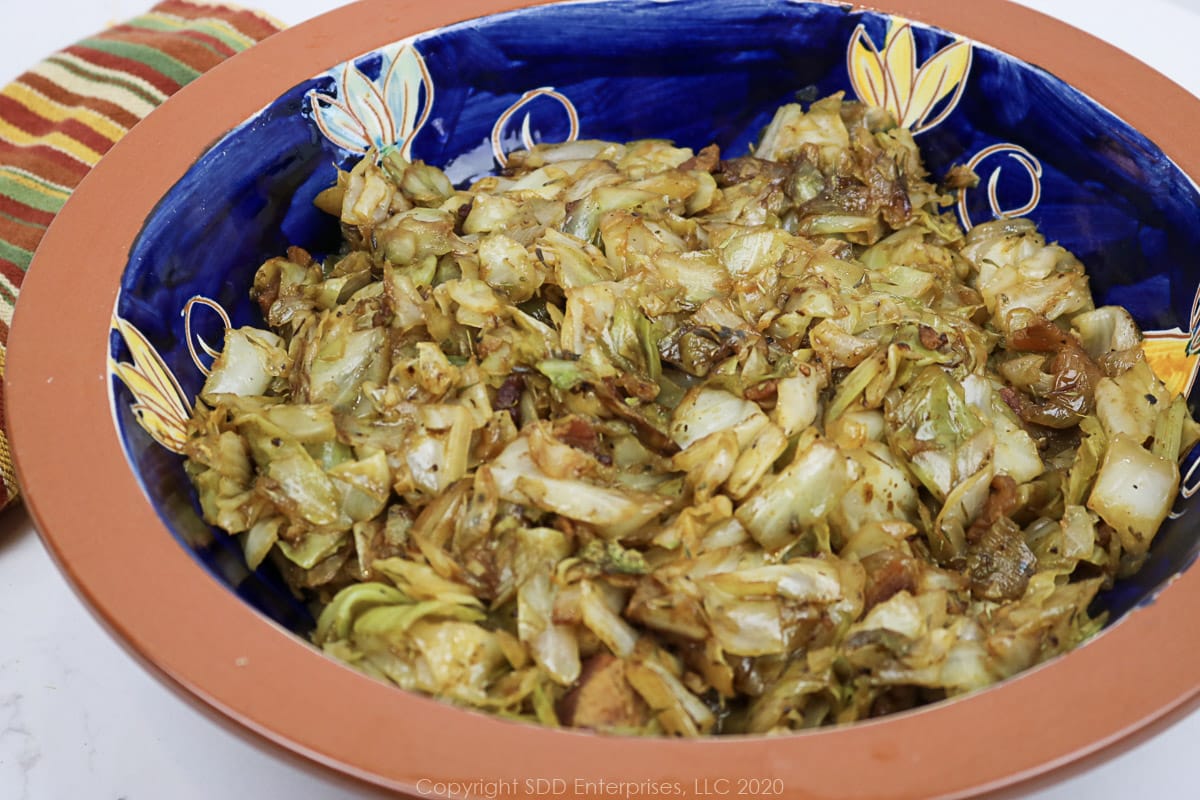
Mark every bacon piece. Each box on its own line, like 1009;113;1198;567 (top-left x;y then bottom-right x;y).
557;654;651;731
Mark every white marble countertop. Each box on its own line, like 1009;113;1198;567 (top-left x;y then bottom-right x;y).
4;0;1200;797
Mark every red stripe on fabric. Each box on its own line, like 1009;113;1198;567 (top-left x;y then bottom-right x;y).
0;96;116;155
112;20;242;61
165;26;239;59
0;255;26;293
96;26;230;74
16;74;142;130
0;194;55;228
0;141;90;184
0;211;46;251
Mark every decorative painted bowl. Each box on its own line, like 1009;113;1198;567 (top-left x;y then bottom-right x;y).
10;0;1200;796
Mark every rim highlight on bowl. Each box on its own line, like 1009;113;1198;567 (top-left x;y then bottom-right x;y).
9;0;1200;797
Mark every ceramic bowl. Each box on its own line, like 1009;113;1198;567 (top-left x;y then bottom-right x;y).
10;0;1200;797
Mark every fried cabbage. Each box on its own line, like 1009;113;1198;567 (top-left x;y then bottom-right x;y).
183;94;1199;735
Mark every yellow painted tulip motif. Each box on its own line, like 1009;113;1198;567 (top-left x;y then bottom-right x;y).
849;20;1044;236
1161;293;1200;502
847;18;972;134
1142;333;1200;398
842;15;1192;401
110;316;192;454
1142;287;1200;399
110;296;232;454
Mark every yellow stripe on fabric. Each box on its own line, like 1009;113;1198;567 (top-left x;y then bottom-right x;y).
47;53;167;105
131;11;258;51
29;60;160;119
3;82;127;142
0;166;71;205
0;117;103;166
0;173;66;215
201;1;288;36
41;53;167;107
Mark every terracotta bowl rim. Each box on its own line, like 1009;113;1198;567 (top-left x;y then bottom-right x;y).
9;0;1200;797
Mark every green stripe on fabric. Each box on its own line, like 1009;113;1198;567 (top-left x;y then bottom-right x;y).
123;18;227;61
75;38;201;87
0;173;66;213
0;239;33;271
0;277;18;305
44;55;163;106
125;15;251;54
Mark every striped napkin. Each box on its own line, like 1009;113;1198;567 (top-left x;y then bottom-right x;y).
0;1;283;509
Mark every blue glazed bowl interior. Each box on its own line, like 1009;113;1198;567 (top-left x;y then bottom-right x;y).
109;0;1200;637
